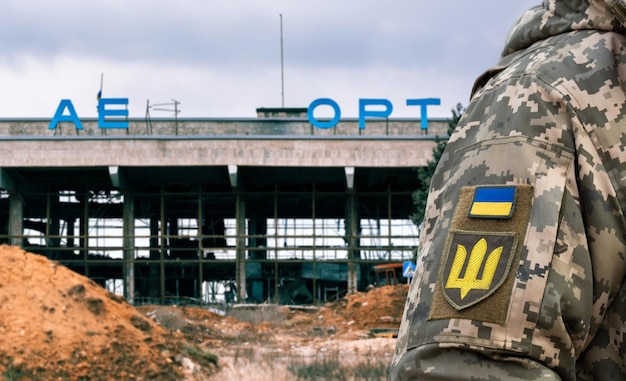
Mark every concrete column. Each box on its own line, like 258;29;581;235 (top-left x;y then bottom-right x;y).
159;191;166;303
196;191;203;301
123;194;135;304
48;195;61;253
66;218;75;252
235;195;247;302
8;193;23;247
149;215;160;301
346;194;359;294
80;192;89;277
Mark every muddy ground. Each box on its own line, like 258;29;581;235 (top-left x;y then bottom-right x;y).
0;245;408;380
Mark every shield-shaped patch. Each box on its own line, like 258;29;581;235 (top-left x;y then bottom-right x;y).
441;230;518;310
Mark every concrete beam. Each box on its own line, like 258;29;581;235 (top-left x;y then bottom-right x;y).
108;166;127;189
344;166;355;191
2;139;437;168
228;164;238;189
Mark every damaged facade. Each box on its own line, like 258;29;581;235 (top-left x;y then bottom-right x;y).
0;110;447;305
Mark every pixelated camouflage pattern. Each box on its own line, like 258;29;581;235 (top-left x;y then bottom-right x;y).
390;0;626;380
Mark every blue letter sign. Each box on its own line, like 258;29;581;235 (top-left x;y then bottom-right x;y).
307;98;341;129
98;98;129;129
307;97;440;131
358;98;393;129
48;99;84;130
48;98;129;130
406;98;441;130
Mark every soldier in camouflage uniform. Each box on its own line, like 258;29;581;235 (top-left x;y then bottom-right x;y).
390;0;626;380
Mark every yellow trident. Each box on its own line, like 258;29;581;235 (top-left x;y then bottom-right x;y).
445;238;503;299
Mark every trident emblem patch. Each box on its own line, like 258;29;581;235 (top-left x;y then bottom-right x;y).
441;231;517;310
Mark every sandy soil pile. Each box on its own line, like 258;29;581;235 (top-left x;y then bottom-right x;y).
0;245;217;380
0;244;409;380
321;283;408;330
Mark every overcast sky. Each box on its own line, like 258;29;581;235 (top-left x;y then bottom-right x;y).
0;1;539;120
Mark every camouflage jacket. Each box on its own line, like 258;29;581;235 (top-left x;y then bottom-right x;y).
391;1;626;380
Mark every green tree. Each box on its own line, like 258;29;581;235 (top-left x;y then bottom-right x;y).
410;103;465;227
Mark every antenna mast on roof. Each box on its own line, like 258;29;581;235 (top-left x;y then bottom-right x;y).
145;99;181;135
280;14;285;108
97;73;103;101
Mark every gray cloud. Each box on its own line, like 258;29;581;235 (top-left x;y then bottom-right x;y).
0;0;539;118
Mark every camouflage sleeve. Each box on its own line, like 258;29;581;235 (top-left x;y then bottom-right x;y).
390;30;626;381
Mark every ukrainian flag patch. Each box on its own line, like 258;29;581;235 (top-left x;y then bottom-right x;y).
468;186;516;219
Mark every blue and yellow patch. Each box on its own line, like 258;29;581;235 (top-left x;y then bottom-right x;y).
468;186;516;219
429;184;534;324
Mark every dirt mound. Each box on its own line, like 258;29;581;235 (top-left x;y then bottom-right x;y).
327;284;409;329
135;283;410;340
0;243;410;380
0;245;216;380
319;284;409;331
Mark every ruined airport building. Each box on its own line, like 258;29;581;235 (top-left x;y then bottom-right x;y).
0;107;448;305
